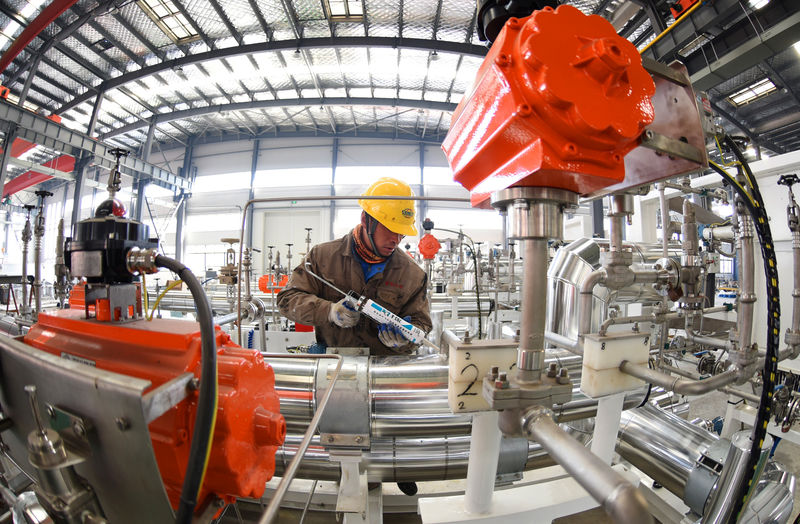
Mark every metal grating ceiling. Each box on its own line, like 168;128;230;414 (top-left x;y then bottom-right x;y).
0;0;797;158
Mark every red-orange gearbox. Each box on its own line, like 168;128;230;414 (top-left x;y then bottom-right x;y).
443;5;655;205
418;233;442;260
24;309;286;511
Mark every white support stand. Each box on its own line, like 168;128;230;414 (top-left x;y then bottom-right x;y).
331;451;368;517
720;394;743;440
590;392;625;464
342;484;383;524
464;411;502;515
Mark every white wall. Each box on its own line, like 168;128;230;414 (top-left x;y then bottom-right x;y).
145;136;507;275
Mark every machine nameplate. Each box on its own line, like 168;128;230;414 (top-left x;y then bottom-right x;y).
61;352;96;367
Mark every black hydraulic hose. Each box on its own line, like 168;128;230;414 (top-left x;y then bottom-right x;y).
708;158;780;521
155;255;218;524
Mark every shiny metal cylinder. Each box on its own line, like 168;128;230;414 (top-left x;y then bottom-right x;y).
607;194;634;218
609;216;624;252
703;430;772;523
269;351;585;438
791;238;800;350
681;199;699;256
213;311;241;326
618;403;718;497
522;406;653;524
702;225;735;243
490;187;578;241
739;462;796;524
658;183;669;258
21;246;29;314
33;235;42;315
275;430;584;482
547;238;680;346
518;239;548;377
738;213;756;350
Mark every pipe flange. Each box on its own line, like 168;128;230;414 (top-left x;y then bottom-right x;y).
246;297;266;322
653;257;681;298
491;187;579;240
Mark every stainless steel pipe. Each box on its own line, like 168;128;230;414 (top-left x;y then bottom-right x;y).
737;212;756;351
518;238;548;379
521;406;653;524
619;360;738;395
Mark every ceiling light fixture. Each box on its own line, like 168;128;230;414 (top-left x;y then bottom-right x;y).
727;78;777;107
748;0;769;9
137;0;200;44
323;0;364;22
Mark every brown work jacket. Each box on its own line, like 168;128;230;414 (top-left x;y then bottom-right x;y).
277;232;432;355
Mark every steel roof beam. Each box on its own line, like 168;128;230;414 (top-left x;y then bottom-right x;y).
760;60;800;109
593;0;615;17
99;97;457;139
688;3;800;92
55;37;488;115
208;0;243;45
171;0;216;51
0;98;187;190
641;0;752;63
619;9;648;39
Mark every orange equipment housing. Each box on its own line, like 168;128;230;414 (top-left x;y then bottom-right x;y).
24;309;286;511
442;5;655;205
258;273;289;294
670;0;700;18
418;233;442;260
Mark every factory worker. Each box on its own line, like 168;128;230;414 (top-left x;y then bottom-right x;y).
277;177;432;356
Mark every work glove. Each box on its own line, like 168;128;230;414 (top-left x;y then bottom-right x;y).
378;316;414;348
328;298;360;328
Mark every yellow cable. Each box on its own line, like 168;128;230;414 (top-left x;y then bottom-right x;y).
141;273;149;318
196;367;218;496
709;160;757;209
714;135;741;167
640;0;705;54
147;280;183;321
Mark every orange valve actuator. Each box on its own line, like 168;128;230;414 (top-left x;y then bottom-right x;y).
24;309;286;512
259;273;289;294
418;233;442;260
443;5;655;205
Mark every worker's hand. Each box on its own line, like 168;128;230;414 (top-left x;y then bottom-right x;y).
328;298;360;328
378;316;413;348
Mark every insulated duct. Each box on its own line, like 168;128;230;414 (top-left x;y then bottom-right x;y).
547;238;681;344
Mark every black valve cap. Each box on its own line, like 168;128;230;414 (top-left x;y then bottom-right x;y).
422;218;434;231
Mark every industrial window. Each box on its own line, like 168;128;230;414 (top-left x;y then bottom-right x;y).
254;168;331;188
137;0;200;44
727;78;777;107
323;0;364;22
335;166;420;186
423;167;461;187
192;172;251;193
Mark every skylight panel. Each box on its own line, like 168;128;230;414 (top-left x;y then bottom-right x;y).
323;0;365;22
138;0;200;44
728;78;776;107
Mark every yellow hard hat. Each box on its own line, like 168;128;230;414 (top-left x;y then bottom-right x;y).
358;177;418;236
